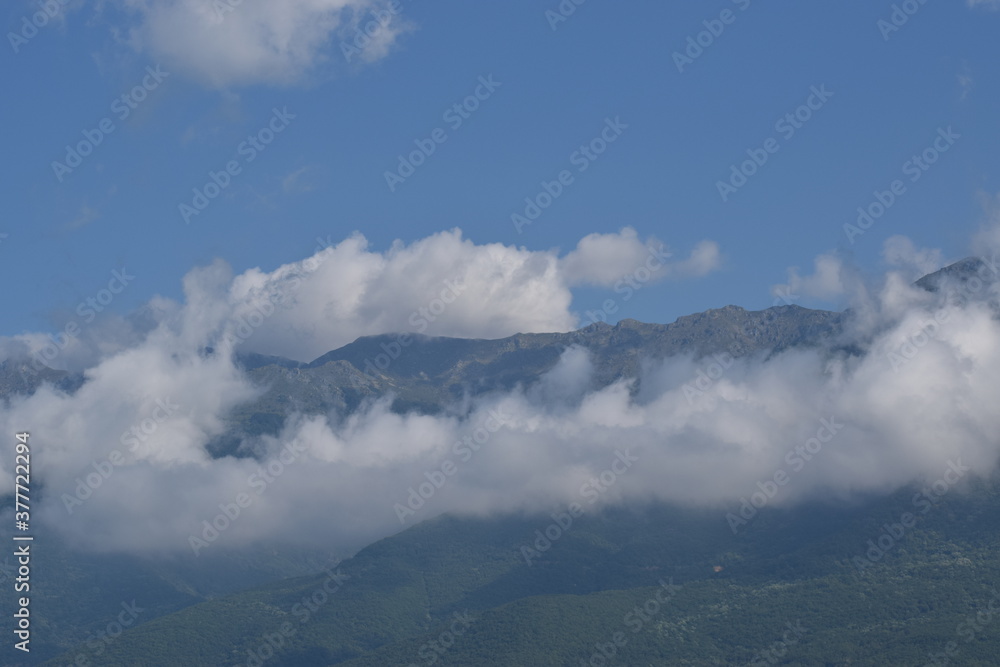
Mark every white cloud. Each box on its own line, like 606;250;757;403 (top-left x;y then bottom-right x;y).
958;70;974;101
560;228;665;287
210;228;721;361
65;203;100;231
973;191;1000;256
1;228;719;370
675;239;723;277
882;235;943;278
281;166;316;194
772;252;849;303
560;228;720;288
229;229;576;360
4;226;1000;557
109;0;409;87
14;273;1000;554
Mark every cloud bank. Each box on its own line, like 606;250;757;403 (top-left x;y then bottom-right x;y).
1;226;999;557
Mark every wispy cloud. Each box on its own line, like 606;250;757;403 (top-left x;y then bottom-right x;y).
958;64;974;101
282;166;316;194
65;204;100;231
106;0;411;87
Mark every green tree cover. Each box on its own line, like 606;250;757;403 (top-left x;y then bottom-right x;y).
39;472;1000;666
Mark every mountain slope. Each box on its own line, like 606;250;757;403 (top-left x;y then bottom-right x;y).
44;472;1000;666
16;257;1000;665
210;304;844;456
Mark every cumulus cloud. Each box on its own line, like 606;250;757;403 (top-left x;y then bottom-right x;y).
3;226;1000;557
677;239;723;277
230;230;575;361
559;228;720;288
772;252;852;303
1;228;719;370
108;0;410;87
199;227;718;362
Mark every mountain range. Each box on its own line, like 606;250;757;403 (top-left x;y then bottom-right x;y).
2;256;998;666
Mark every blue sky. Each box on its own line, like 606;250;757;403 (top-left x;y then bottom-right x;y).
3;0;1000;349
7;0;1000;562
